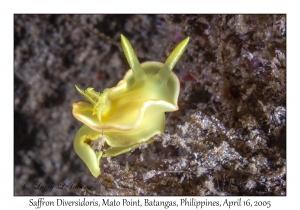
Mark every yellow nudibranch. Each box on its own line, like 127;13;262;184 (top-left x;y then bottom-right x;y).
72;34;189;177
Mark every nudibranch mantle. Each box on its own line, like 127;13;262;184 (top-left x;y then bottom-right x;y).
72;34;189;177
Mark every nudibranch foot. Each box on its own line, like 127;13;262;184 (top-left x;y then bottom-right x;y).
74;125;104;177
103;138;155;158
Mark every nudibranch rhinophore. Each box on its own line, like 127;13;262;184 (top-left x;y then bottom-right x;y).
72;34;190;177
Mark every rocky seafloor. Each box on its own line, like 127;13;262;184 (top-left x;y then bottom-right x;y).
14;14;286;195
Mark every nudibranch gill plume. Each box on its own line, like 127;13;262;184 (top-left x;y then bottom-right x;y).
72;34;190;177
